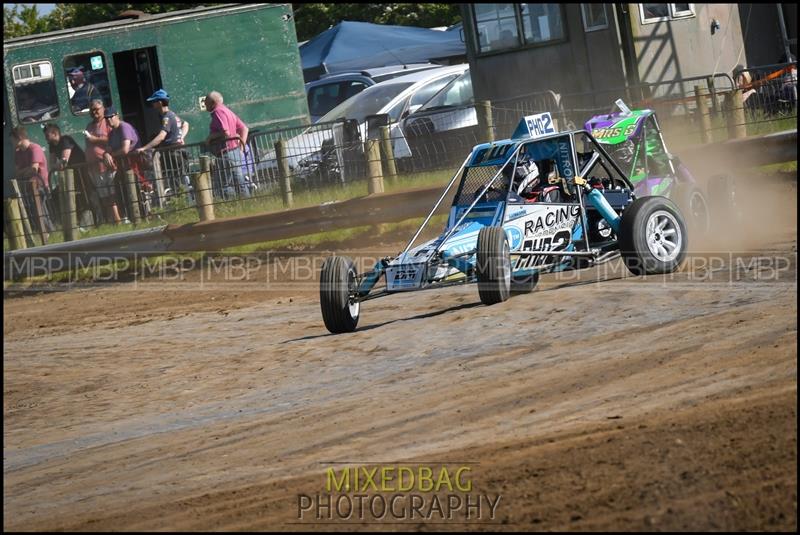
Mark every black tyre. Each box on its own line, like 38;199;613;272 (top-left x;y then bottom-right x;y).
619;196;687;276
672;183;710;235
511;271;540;293
476;226;511;305
320;256;360;333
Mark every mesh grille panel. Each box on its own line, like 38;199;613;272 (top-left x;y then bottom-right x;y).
452;165;505;206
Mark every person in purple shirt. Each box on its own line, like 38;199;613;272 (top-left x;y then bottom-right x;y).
102;106;148;223
204;90;250;198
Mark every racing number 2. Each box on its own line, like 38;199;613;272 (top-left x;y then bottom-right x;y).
515;229;571;269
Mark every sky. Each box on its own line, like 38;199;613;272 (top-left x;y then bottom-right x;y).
17;3;56;16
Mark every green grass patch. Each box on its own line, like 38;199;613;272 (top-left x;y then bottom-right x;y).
757;160;797;174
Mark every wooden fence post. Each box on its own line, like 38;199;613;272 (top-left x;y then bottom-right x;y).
29;182;48;245
9;179;35;248
123;169;142;224
476;100;495;143
379;126;397;179
365;139;384;194
725;89;747;140
706;76;719;114
694;85;713;144
61;168;78;241
4;197;26;250
275;139;294;208
191;155;215;221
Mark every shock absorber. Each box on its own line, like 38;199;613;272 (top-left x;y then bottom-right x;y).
575;176;621;234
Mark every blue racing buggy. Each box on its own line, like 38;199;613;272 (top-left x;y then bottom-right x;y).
319;112;689;334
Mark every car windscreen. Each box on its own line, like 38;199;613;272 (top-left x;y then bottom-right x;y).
318;82;414;123
418;71;473;111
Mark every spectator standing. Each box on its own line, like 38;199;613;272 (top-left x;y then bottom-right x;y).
778;53;797;107
136;89;191;198
68;68;98;113
43;123;93;230
104;106;152;219
104;106;141;169
10;126;55;240
733;64;758;112
204;90;250;198
84;99;121;225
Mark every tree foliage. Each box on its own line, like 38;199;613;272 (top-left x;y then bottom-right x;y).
4;4;53;38
292;4;462;42
3;3;213;39
3;3;462;41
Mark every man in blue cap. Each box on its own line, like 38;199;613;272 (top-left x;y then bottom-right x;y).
67;67;97;113
137;89;191;201
137;89;190;151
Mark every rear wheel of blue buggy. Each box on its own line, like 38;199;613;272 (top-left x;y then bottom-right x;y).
511;272;540;293
320;256;360;333
476;227;511;305
619;196;688;276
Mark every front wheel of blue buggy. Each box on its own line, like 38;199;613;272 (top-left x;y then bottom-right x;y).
320;256;360;333
476;227;511;305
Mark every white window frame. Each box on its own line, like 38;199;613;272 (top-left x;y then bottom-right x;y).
639;4;695;25
12;60;54;84
581;4;608;32
669;3;695;18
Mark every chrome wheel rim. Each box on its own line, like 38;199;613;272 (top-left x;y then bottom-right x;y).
502;239;511;289
347;269;360;317
646;210;682;262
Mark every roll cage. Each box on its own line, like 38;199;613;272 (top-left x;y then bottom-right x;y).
352;129;638;302
403;129;636;257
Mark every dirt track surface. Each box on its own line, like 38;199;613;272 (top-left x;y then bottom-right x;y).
3;177;798;531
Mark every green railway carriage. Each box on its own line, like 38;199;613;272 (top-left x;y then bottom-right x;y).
3;3;309;196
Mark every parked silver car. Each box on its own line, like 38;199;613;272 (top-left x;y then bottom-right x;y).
305;63;443;122
256;64;471;179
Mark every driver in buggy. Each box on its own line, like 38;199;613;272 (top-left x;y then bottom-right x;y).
500;155;571;203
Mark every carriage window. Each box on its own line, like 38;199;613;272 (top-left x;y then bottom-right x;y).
63;52;113;114
12;61;60;124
